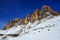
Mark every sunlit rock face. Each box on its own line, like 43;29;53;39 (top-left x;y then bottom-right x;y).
34;9;40;20
2;5;60;30
24;13;30;24
41;5;60;16
3;18;20;30
41;5;52;12
40;5;52;17
30;9;40;22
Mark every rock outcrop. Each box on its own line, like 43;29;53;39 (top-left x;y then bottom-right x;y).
50;11;60;16
40;5;52;17
24;13;30;24
41;5;52;12
2;5;60;30
3;18;20;30
17;18;24;25
41;5;60;16
30;9;40;22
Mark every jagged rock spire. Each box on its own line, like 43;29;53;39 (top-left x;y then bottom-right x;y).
24;13;30;24
34;9;40;20
41;5;52;12
40;5;52;17
30;9;40;22
3;5;60;30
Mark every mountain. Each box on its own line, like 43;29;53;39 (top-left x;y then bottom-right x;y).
0;5;60;40
2;5;60;30
3;18;20;30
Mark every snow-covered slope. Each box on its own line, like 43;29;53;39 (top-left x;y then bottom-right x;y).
0;16;60;40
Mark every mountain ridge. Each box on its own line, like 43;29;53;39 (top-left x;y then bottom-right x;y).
3;5;60;30
0;14;60;40
0;5;60;40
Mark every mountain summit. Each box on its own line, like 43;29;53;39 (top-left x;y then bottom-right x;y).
3;5;60;30
0;5;60;40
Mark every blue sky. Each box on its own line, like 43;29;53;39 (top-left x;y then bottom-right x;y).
0;0;60;29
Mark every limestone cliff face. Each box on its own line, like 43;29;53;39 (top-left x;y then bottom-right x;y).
41;5;60;16
24;14;30;24
2;5;60;30
41;5;52;12
3;18;20;30
40;6;52;17
30;9;40;22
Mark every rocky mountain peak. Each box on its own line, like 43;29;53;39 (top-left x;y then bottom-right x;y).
3;5;60;30
41;5;52;12
30;9;40;22
24;13;30;24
